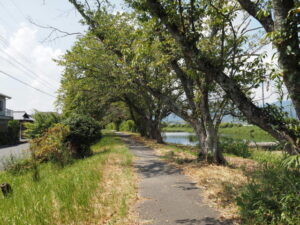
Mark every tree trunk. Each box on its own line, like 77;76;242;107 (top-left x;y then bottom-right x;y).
272;0;300;119
114;120;121;131
193;117;226;164
237;0;300;118
150;121;164;143
136;118;148;137
204;125;226;165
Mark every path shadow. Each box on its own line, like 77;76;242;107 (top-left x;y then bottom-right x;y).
174;182;199;191
134;159;180;178
176;217;234;225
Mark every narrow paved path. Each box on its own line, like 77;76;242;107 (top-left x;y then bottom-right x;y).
119;133;229;225
0;142;29;170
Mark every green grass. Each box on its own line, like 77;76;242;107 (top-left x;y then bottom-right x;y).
219;126;275;142
249;149;284;164
163;124;275;142
0;134;136;225
162;126;193;132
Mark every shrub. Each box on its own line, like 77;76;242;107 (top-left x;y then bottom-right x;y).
237;164;300;225
220;123;242;128
24;111;61;138
120;120;137;132
0;120;20;145
105;122;116;130
7;120;20;144
30;123;72;166
63;114;101;158
281;155;300;169
0;131;7;145
220;137;251;158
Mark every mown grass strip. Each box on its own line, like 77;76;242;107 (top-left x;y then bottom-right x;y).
0;133;137;225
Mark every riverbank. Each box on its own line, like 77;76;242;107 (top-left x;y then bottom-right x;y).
163;125;275;142
126;132;285;223
0;133;138;224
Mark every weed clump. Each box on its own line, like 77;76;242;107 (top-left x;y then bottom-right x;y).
237;164;300;225
220;137;251;158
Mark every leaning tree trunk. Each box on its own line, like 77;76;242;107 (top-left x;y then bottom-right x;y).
140;0;300;153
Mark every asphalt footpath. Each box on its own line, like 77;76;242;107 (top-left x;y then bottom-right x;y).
119;133;231;225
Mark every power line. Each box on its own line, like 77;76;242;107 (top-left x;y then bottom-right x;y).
0;36;59;90
0;54;58;91
0;35;35;70
0;70;55;98
0;34;59;84
10;0;27;18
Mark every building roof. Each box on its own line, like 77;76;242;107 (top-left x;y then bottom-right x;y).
0;93;11;99
13;111;33;121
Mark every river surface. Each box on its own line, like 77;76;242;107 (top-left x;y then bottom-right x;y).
162;132;198;146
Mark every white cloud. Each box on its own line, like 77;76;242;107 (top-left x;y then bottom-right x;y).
0;23;64;113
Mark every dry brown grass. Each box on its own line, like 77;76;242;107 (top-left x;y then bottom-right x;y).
128;133;257;224
84;141;139;225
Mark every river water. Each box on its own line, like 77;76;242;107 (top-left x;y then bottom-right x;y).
162;132;198;146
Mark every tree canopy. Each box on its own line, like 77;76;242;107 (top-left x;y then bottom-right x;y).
58;0;300;163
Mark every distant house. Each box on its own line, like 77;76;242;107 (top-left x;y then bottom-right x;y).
13;111;34;139
13;111;34;122
0;93;13;132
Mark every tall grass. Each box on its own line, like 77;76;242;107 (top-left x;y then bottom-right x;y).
0;134;136;225
237;164;300;225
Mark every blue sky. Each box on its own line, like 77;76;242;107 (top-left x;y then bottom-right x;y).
0;0;282;114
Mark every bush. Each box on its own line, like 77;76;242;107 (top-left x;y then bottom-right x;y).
24;111;61;138
105;122;116;130
0;132;7;145
237;164;300;225
220;123;242;128
7;120;20;144
120;120;137;132
30;123;72;166
0;120;20;145
220;137;251;158
63;114;101;158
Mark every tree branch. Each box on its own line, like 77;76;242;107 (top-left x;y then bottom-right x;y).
237;0;274;33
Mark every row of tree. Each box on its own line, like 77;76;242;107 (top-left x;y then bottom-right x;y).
57;0;300;164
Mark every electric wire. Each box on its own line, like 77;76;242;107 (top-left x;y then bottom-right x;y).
0;36;59;90
0;70;55;98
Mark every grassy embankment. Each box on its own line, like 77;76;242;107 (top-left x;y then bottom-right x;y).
0;133;137;225
128;133;283;223
163;124;275;142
